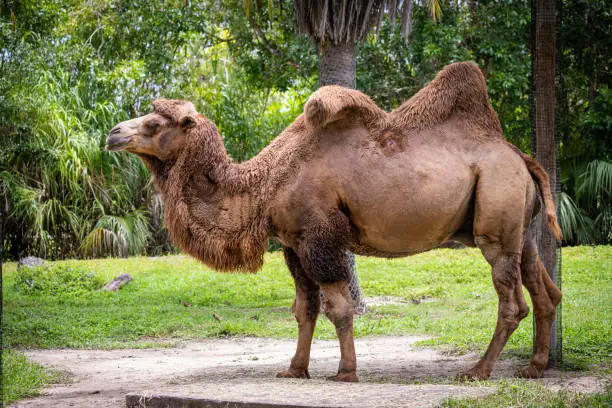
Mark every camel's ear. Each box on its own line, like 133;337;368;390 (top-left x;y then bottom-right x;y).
304;86;386;128
179;115;196;130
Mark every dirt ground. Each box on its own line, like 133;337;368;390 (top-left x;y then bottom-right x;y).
11;335;607;408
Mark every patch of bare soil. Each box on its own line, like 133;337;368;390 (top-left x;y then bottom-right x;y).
12;336;607;408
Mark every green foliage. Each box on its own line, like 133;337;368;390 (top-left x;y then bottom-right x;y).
81;209;151;257
0;0;310;259
560;159;612;244
1;0;611;259
1;349;60;405
14;264;104;295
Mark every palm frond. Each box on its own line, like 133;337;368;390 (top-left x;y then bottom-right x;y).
293;0;427;43
81;215;130;258
559;192;594;244
80;209;151;258
593;206;612;244
578;160;612;204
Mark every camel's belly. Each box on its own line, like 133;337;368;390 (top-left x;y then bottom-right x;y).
337;149;475;254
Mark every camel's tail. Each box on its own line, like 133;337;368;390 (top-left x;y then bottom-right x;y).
508;143;562;240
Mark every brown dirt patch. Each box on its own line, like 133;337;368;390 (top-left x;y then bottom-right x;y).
11;336;607;407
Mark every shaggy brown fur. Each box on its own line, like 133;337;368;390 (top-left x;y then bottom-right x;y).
391;62;503;137
125;100;342;272
107;61;562;383
304;85;387;129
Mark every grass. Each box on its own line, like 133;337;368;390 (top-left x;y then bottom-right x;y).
442;380;612;407
1;349;61;405
2;246;611;406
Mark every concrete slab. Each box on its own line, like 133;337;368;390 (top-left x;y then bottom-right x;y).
125;379;494;408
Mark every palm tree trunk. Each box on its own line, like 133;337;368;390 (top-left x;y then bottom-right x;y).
319;40;356;88
533;0;562;366
0;208;4;273
318;39;365;313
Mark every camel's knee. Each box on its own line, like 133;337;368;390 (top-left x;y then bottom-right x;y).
324;306;352;330
324;299;353;329
549;289;562;307
322;283;353;330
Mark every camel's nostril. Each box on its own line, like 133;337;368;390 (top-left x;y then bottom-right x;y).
110;126;121;135
105;135;132;151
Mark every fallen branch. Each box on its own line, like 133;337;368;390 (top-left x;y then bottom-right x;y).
103;274;132;291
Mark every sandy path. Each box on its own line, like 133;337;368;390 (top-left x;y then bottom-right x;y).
11;336;606;407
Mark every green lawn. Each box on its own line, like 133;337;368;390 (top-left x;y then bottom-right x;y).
1;349;61;404
2;246;611;405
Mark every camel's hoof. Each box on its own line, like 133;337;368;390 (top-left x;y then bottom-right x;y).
276;368;310;379
327;372;359;382
456;368;491;381
518;365;544;379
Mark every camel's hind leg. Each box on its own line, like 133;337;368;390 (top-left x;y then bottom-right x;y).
277;247;320;379
518;230;562;378
461;166;531;380
460;240;530;380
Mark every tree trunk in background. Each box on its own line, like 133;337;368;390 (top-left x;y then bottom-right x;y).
319;39;364;314
533;0;562;366
1;208;4;290
319;40;356;88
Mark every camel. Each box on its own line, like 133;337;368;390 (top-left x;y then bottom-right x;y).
106;62;562;382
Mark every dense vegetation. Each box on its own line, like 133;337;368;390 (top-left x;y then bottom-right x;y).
1;0;610;260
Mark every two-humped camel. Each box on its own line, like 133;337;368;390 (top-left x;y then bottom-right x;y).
106;62;562;382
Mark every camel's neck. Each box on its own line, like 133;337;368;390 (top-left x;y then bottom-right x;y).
144;115;310;272
147;117;271;272
207;116;310;197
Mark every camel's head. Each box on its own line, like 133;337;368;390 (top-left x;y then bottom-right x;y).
106;99;198;161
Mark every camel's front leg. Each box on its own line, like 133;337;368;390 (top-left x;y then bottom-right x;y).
277;247;320;379
292;208;357;381
321;281;358;382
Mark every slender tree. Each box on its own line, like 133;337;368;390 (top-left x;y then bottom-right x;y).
532;0;562;365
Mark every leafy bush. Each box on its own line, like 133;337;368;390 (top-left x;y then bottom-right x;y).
560;159;612;244
14;265;104;295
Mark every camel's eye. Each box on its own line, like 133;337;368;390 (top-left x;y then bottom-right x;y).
146;121;160;131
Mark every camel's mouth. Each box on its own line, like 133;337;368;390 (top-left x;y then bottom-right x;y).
105;134;132;151
106;117;144;152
